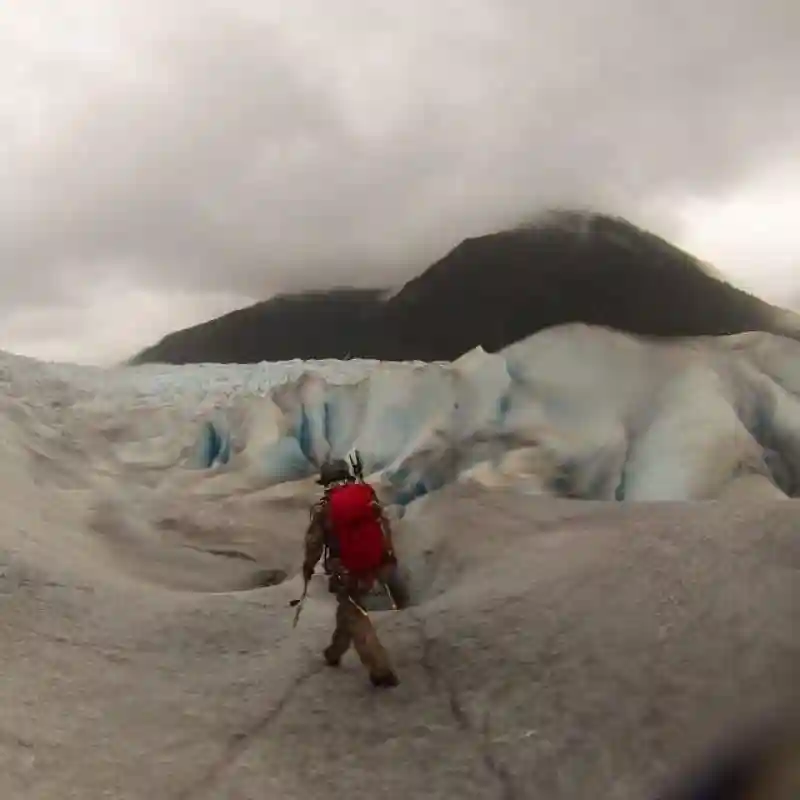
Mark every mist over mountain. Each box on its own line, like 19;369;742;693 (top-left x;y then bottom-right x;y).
130;210;798;366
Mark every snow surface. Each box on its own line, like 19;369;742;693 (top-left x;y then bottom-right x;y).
0;322;797;799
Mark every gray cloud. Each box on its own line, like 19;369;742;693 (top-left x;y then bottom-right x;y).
1;0;799;358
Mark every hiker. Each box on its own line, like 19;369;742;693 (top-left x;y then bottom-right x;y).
301;458;406;687
310;458;409;606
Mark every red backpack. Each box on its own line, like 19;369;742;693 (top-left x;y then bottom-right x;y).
327;482;386;575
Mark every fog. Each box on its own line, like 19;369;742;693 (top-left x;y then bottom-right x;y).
1;0;798;362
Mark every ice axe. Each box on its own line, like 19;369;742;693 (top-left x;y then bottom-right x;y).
348;450;365;482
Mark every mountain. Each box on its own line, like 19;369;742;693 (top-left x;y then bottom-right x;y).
132;288;386;365
130;210;798;365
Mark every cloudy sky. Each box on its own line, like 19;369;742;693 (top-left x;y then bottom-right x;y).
1;0;798;364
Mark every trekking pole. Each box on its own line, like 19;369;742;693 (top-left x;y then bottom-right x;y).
289;580;309;628
384;582;397;611
347;593;369;617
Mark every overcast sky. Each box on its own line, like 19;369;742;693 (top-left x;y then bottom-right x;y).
1;0;799;365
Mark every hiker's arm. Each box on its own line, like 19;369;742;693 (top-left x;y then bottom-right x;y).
302;505;326;581
372;497;397;561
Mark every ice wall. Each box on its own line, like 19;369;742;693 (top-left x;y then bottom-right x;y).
193;324;800;505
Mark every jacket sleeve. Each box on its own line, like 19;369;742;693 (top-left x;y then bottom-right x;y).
301;500;327;580
371;493;397;558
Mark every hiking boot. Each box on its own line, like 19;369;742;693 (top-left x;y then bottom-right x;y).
370;670;399;688
323;646;341;667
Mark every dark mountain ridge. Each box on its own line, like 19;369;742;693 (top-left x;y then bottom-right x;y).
130;210;798;365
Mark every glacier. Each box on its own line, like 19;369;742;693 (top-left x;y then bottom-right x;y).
0;322;797;800
190;323;800;505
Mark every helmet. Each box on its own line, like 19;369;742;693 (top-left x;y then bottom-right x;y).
317;459;352;486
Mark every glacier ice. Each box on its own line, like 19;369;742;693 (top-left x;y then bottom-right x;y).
1;323;797;514
175;324;800;506
0;324;796;800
